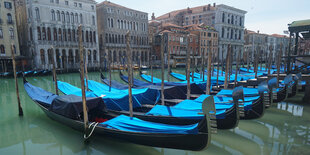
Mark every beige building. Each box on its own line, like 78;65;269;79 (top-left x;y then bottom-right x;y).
0;0;21;72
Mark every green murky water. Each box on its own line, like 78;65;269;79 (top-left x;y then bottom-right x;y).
0;69;309;155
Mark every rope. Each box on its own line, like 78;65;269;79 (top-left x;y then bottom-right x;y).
84;122;99;140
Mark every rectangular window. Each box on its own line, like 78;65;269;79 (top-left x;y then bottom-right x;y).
50;0;54;3
74;2;77;7
79;3;82;8
65;1;68;5
4;2;12;9
0;29;3;38
56;0;59;4
91;5;94;10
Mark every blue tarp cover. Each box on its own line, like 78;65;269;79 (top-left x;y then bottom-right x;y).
146;105;203;119
100;115;199;134
217;88;259;97
24;82;58;107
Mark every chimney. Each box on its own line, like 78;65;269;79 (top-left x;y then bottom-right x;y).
207;4;211;10
203;6;206;11
168;13;171;18
257;30;260;34
151;13;155;20
213;3;216;7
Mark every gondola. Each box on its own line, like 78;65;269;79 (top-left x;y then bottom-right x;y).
137;72;270;119
23;78;212;151
58;79;242;129
118;72;263;123
33;70;45;76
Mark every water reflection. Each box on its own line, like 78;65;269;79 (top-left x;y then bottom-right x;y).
0;71;310;154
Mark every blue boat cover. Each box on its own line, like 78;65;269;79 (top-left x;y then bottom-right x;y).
217;88;259;97
100;115;199;134
140;74;167;83
58;81;143;111
87;80;160;106
24;82;58;107
146;105;203;119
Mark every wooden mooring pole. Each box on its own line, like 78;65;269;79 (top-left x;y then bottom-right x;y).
78;25;89;136
108;50;112;92
186;35;191;99
11;44;23;116
51;47;59;95
224;44;231;89
277;44;283;87
268;45;273;75
151;55;154;83
234;49;241;87
126;31;134;117
206;41;212;95
160;34;165;105
216;47;220;87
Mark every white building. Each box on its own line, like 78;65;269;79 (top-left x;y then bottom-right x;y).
15;0;99;70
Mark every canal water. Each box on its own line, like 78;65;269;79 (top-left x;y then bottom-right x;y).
0;69;309;155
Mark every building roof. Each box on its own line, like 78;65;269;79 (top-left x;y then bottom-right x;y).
184;24;217;32
288;19;310;33
156;4;216;20
97;1;146;13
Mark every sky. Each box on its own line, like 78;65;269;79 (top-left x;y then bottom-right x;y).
95;0;310;35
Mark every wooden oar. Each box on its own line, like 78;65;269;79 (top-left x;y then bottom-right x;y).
78;25;89;137
126;31;134;117
11;44;23;116
51;47;58;95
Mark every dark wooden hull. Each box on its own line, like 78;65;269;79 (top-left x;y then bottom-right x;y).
108;105;238;130
34;101;209;151
241;97;265;120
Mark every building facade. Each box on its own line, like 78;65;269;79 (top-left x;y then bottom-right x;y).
15;0;99;70
156;3;246;62
97;1;150;66
0;0;21;72
244;30;290;64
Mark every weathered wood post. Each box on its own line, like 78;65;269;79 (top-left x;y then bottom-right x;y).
78;25;89;135
151;55;154;83
206;41;212;95
186;34;191;99
191;43;195;82
202;48;205;81
160;34;165;105
216;47;220;87
108;50;112;92
11;44;23;116
224;44;231;89
277;44;283;86
234;49;241;87
51;47;59;95
268;45;273;75
167;46;171;82
254;45;259;79
84;49;89;90
126;31;134;117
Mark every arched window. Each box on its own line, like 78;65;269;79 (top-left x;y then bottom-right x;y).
37;27;41;40
40;49;45;65
121;20;123;29
42;27;46;40
86;31;89;42
7;13;12;23
66;12;70;23
61;11;65;22
93;31;96;43
0;45;5;54
68;29;71;41
89;31;92;43
222;12;225;23
63;29;67;41
29;27;33;41
53;28;57;41
35;7;40;20
117;20;120;29
56;11;60;21
75;13;78;23
71;13;74;23
51;10;55;21
72;29;75;42
9;28;14;39
79;14;83;23
47;28;51;40
58;28;62;41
